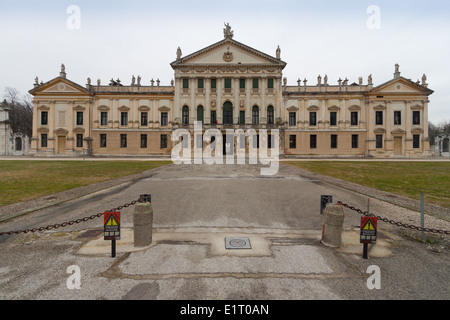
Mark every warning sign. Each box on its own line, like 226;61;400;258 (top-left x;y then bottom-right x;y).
104;211;120;240
360;216;377;244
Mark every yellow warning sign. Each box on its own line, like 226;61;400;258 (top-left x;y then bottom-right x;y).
363;220;375;230
106;216;118;226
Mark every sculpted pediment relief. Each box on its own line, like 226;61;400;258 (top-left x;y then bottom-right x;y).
30;77;90;96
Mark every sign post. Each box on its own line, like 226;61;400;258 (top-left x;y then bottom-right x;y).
320;195;333;214
104;211;120;257
360;216;377;259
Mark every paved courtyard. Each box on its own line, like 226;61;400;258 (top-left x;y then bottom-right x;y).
0;161;449;303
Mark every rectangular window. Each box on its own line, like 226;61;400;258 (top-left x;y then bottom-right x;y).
239;110;245;124
309;112;317;126
351;112;358;126
140;134;147;148
252;78;259;89
120;134;127;148
76;134;83;148
161;112;168;126
211;78;216;89
413;134;420;148
196;134;203;149
253;134;259;149
182;78;189;89
239;78;245;89
101;112;108;126
76;112;83;126
310;135;317;149
267;78;274;89
160;134;168;149
375;111;383;125
352;134;358;148
211;110;217;124
41;111;48;125
41;134;48;147
330;112;337;126
197;78;204;89
376;135;383;148
331;134;338;149
141;112;148;126
289;135;296;149
100;134;107;148
289;112;296;126
413;111;420;125
394;111;401;125
121;112;128;126
224;78;232;89
181;134;189;148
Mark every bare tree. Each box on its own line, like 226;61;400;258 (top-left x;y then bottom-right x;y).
3;87;33;137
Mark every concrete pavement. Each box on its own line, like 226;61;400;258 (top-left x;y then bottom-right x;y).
0;160;449;306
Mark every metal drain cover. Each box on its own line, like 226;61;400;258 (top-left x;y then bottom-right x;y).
225;237;251;249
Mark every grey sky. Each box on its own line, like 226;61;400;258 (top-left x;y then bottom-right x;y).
0;0;448;124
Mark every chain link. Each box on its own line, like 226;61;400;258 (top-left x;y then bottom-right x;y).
0;200;138;237
337;201;450;235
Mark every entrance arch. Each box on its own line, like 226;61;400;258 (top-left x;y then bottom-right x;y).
223;101;233;125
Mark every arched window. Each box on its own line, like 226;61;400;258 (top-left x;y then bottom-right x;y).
267;106;274;124
197;105;204;123
252;105;259;125
182;106;189;125
223;101;233;124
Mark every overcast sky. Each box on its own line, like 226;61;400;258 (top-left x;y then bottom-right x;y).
0;0;449;124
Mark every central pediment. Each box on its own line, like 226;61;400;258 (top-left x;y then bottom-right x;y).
171;38;286;69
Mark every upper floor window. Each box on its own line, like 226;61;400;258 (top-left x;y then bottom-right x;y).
141;112;148;126
197;78;204;89
289;112;296;126
350;112;358;126
101;112;108;126
41;111;48;125
413;111;420;125
309;112;317;126
375;111;383;125
394;111;401;125
330;112;337;126
161;112;168;126
76;112;83;125
224;78;232;89
253;78;259;89
121;112;128;126
252;106;259;125
267;78;274;89
182;78;189;89
211;78;216;89
267;106;274;124
182;106;189;125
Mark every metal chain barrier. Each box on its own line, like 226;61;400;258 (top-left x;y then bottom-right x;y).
337;201;450;235
0;199;138;237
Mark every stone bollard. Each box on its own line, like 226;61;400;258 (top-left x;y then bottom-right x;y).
133;198;153;247
321;203;345;248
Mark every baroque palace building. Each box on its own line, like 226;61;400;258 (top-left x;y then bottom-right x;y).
29;24;433;158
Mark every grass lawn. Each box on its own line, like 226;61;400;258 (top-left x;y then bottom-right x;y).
287;161;450;209
0;160;171;207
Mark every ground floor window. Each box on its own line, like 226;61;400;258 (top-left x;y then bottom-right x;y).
331;134;337;149
351;134;358;148
41;134;48;148
100;134;107;148
289;135;296;148
376;135;383;148
310;134;317;149
160;134;168;149
76;134;83;148
141;134;147;148
120;134;127;148
413;134;420;148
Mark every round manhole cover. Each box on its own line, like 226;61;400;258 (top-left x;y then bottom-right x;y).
229;239;247;247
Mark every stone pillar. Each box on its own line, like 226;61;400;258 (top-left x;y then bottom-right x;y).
133;199;153;247
321;204;345;248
